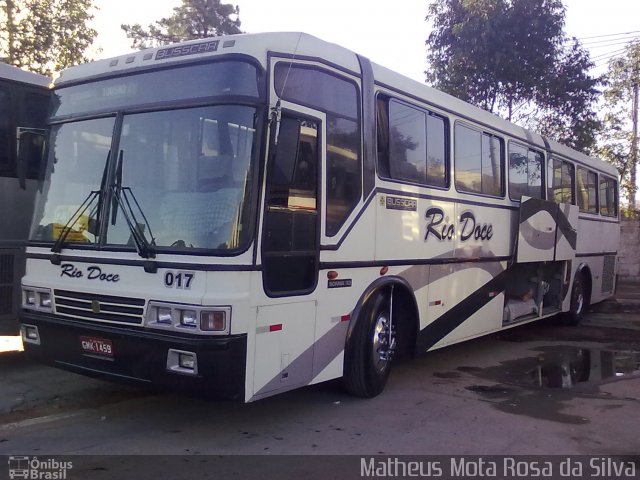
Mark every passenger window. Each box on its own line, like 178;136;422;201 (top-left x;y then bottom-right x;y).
388;100;427;184
547;158;574;204
426;114;447;187
274;63;361;237
599;176;618;217
509;142;544;200
379;98;448;188
577;167;598;213
454;123;503;196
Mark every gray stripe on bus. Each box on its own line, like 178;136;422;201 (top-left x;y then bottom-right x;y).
252;256;506;399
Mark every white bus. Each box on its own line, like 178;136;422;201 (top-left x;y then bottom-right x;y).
0;63;49;335
19;33;619;401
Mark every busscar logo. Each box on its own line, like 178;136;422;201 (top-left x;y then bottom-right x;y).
8;456;73;479
156;40;219;60
385;195;417;212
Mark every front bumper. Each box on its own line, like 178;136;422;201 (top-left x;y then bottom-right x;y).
20;311;247;400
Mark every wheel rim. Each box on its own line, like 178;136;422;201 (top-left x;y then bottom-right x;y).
371;310;395;375
574;288;584;314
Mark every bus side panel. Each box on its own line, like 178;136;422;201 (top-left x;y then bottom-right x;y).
575;216;619;304
251;300;316;398
0;177;39;335
375;192;455;262
425;262;506;350
0;247;23;335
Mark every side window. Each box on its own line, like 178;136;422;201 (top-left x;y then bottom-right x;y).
377;97;448;188
426;114;447;187
577;167;598;213
547;157;574;204
509;142;544;200
454;123;503;197
388;100;427;184
0;86;13;177
599;176;618;217
263;116;319;295
274;63;361;237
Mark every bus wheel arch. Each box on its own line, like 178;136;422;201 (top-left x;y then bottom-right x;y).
343;277;419;398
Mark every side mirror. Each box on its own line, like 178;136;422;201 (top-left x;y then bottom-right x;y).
16;127;45;189
269;116;300;186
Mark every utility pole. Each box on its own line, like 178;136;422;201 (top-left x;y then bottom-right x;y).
632;79;638;211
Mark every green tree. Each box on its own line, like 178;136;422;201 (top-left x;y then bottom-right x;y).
0;0;97;76
425;0;600;153
596;41;640;210
122;0;242;50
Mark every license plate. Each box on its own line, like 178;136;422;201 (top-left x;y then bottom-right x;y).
80;336;114;357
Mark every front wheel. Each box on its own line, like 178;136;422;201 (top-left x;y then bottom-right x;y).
344;293;396;398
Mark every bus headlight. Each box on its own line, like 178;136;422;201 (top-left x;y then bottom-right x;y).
146;302;230;334
22;287;53;312
39;292;52;308
179;309;198;328
157;307;173;325
25;290;36;306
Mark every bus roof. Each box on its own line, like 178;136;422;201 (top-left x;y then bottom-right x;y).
55;32;361;86
0;62;49;87
54;32;616;177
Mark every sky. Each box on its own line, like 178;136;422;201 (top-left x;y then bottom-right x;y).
91;0;640;82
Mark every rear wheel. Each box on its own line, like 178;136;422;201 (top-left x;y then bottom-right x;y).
344;293;396;398
562;272;588;326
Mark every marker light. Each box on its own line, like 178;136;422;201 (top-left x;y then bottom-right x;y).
200;311;226;331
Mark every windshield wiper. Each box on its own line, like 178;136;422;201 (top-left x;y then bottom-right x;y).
50;150;110;264
108;150;158;272
50;190;100;263
110;185;157;257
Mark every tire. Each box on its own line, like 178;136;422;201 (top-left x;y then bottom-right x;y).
561;272;588;326
344;293;396;398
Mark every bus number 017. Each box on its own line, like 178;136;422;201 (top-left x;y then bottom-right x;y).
164;271;195;289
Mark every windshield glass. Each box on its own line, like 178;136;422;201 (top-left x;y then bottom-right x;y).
106;105;257;250
30;118;115;244
30;105;258;253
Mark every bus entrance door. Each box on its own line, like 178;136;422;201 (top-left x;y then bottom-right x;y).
254;113;321;399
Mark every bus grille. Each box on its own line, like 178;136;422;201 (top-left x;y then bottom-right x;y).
53;290;145;325
601;255;616;293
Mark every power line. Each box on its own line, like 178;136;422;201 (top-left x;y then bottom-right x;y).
572;30;640;42
582;38;640;49
592;47;629;61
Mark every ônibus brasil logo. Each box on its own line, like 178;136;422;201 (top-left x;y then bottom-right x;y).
8;456;73;479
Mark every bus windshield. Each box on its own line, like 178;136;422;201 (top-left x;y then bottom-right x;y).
31;67;261;253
